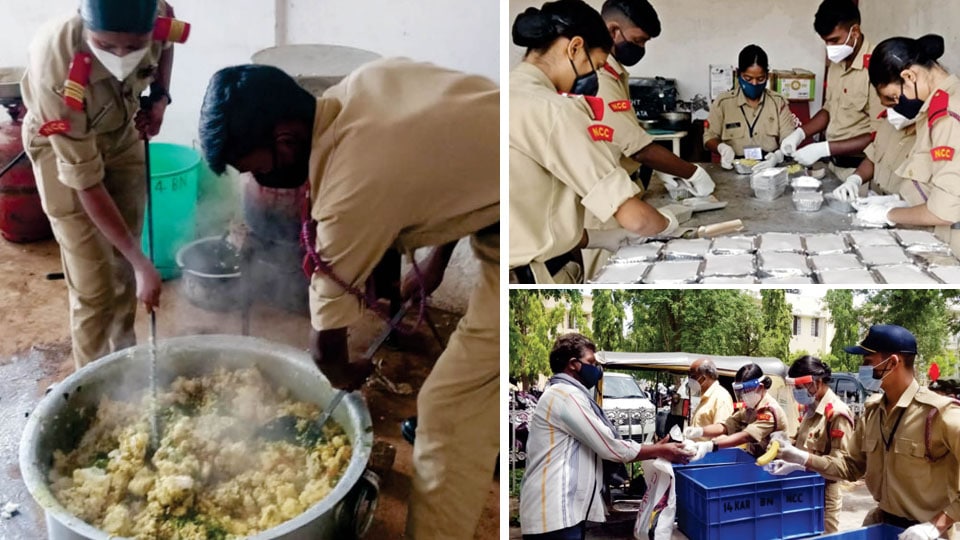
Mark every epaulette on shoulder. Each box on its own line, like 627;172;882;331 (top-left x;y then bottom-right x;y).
63;52;92;111
153;17;191;43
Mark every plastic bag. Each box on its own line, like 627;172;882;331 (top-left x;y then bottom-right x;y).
632;458;676;540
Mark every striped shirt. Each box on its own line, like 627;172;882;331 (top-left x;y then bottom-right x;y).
519;375;643;534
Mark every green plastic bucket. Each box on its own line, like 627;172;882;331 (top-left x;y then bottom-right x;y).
141;143;201;280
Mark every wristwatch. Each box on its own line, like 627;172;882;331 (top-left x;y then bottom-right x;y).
711;441;719;452
150;83;172;105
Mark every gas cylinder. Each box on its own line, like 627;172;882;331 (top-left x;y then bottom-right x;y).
0;68;52;243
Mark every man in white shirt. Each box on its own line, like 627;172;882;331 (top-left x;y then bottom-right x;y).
519;333;693;539
688;358;735;438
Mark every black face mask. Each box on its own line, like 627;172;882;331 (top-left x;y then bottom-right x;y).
614;36;645;66
253;141;310;189
569;49;599;96
894;81;925;120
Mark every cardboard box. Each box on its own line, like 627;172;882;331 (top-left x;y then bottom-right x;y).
773;69;816;101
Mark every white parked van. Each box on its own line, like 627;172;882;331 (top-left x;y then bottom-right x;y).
600;372;657;443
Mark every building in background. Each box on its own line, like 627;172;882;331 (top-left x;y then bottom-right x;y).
543;294;594;335
787;292;836;357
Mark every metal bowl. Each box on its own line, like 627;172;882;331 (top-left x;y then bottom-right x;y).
659;111;691;131
176;236;243;312
638;118;660;130
0;67;24;100
20;335;376;540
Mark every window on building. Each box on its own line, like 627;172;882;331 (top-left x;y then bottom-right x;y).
792;316;801;336
811;318;820;337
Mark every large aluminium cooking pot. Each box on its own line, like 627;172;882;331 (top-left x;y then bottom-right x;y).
20;335;376;539
659;111;691;131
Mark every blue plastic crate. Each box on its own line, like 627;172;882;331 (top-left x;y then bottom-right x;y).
675;463;825;540
673;448;755;470
817;524;904;540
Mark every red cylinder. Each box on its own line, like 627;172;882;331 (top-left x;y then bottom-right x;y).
0;101;52;243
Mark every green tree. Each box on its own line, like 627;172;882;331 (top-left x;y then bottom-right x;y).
759;290;793;362
508;290;559;387
592;289;625;351
859;289;960;379
823;289;860;372
567;293;591;338
623;290;762;356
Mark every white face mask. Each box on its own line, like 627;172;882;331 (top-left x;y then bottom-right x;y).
886;107;916;130
826;29;857;64
87;40;149;81
742;390;762;410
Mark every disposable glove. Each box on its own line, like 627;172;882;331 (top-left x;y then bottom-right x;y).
780;127;806;156
686;165;716;197
833;174;863;201
774;436;810;466
717;143;735;169
793;141;831;166
658;207;679;237
764;459;806;476
898;523;942;540
683;426;704;439
689;441;714;462
754;150;783;171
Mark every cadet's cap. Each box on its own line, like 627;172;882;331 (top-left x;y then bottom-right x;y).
844;324;918;355
81;0;158;34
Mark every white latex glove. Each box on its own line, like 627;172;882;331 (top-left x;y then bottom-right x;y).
689;441;714;462
780;127;806;156
856;204;895;227
754;150;783;171
793;141;831;166
683;426;704;439
585;228;643;251
717;143;735;170
834;174;863;202
658;207;679;237
686;165;716;197
658;203;693;224
763;459;806;476
775;437;810;466
898;523;942;540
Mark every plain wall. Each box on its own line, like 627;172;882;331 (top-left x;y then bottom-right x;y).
861;0;959;75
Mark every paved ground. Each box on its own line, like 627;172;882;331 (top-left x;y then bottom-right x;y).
0;237;498;539
509;480;877;539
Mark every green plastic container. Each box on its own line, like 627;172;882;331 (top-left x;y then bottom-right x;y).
141;143;201;280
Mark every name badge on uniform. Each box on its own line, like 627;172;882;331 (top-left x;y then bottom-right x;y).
744;146;764;160
725;122;741;130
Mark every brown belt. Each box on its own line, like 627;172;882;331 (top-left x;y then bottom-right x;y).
880;510;919;529
511;250;582;284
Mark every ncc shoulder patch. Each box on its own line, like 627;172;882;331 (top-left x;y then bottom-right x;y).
39;119;70;137
928;90;956;128
756;412;772;422
830;429;845;439
584;95;605;121
609;100;631;112
587;124;614;142
932;146;955;161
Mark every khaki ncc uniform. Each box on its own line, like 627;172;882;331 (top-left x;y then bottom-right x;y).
807;381;960;538
510;62;640;283
865;111;917;198
306;58;499;540
691;380;735;432
21;11;168;368
895;75;960;255
703;87;797;155
822;40;883;179
794;388;855;533
580;57;657;279
722;391;787;457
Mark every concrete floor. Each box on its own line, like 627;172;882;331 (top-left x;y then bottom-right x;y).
0;237;499;539
509;480;877;539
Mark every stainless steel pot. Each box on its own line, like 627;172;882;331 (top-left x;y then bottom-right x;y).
20;335;376;539
659;111;691;131
638;118;660;130
176;236;243;312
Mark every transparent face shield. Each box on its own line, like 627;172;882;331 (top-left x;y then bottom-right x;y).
732;377;763;406
786;375;819;406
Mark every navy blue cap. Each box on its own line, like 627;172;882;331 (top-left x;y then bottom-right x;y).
81;0;158;34
844;324;918;355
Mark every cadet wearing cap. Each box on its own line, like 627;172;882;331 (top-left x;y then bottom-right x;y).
21;0;188;368
777;325;960;540
198;58;498;540
510;0;688;284
704;45;798;171
780;0;881;179
766;356;854;534
581;0;715;278
684;363;787;459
